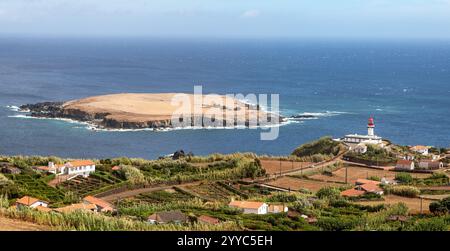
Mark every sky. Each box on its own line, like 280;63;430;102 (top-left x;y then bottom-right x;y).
0;0;450;39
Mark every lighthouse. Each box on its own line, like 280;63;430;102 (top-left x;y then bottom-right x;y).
367;117;375;136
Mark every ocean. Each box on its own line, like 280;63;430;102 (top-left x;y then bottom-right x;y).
0;37;449;159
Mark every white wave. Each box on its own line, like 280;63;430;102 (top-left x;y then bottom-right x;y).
5;105;21;112
288;111;350;120
8;113;294;132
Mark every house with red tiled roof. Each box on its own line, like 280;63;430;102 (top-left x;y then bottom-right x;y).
355;179;381;186
197;215;220;225
410;145;429;155
83;196;115;213
38;160;96;177
148;210;188;224
54;203;97;213
340;188;366;197
268;204;288;214
360;183;384;195
15;196;49;209
228;201;269;215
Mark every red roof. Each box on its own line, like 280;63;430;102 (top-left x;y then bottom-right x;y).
197;215;220;225
397;160;413;165
360;183;383;193
16;196;48;206
355;179;381;185
229;201;266;209
83;196;114;211
111;166;121;171
340;189;365;197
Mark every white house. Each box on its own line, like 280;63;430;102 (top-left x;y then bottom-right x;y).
268;204;289;214
418;160;444;170
228;201;269;215
15;196;48;209
44;160;96;177
352;143;368;154
396;160;415;171
410;145;429;156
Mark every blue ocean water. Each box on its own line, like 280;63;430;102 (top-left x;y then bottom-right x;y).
0;37;449;159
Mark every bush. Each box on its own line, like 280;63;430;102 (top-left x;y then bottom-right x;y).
406;218;448;231
292;137;343;159
0;194;9;208
429;197;450;215
121;166;146;185
316;187;341;199
395;173;413;184
384;185;420;198
316;215;361;231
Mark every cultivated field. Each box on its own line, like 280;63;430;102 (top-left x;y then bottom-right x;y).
356;195;434;214
260;159;312;175
309;165;432;184
183;182;238;201
264;176;343;192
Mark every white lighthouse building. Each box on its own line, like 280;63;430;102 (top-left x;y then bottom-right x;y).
342;117;382;145
367;117;375;137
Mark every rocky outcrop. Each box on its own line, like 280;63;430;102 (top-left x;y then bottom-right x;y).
19;94;286;130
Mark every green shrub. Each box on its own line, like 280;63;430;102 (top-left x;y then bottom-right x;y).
406;217;448;231
292;137;343;159
316;215;361;231
121;166;146;185
316;187;341;199
429;197;450;214
395;173;413;184
384;185;420;198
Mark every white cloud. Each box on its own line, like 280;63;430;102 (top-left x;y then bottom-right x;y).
240;9;260;18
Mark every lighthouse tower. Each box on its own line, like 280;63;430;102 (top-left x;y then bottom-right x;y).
367;117;375;136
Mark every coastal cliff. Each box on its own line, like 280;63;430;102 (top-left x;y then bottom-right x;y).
19;93;284;130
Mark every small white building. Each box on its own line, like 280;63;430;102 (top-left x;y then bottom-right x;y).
352;143;368;154
44;160;96;177
15;196;48;209
410;145;429;156
268;204;288;214
396;160;415;171
228;201;269;215
418;160;444;170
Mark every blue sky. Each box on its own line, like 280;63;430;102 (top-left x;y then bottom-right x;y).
1;0;450;38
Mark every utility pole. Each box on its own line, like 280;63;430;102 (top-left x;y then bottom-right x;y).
420;197;423;214
279;158;282;177
345;165;348;184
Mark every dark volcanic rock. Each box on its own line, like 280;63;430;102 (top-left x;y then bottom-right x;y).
290;114;316;119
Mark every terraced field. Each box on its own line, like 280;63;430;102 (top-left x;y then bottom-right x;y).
260;159;312;175
57;172;124;196
9;175;64;202
183;182;242;201
309;165;432;184
265;176;343;192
